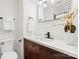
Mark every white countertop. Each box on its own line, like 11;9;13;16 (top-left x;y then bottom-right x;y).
24;35;78;58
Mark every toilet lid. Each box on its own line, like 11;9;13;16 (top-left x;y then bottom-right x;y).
1;51;17;59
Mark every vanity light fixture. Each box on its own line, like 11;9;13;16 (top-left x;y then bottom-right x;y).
43;1;47;8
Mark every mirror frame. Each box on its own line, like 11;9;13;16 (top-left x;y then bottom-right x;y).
37;0;71;23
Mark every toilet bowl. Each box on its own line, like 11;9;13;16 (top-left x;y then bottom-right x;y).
1;51;17;59
0;39;18;59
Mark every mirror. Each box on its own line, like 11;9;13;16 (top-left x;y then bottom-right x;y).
37;0;71;23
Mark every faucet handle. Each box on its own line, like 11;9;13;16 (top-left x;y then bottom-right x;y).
45;32;50;35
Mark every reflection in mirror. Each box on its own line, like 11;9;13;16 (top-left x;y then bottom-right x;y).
37;0;71;23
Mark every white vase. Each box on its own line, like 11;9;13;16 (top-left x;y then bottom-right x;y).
65;32;76;45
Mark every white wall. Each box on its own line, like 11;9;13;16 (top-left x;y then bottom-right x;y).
14;0;23;59
0;0;18;40
23;0;37;36
0;0;19;57
0;0;23;59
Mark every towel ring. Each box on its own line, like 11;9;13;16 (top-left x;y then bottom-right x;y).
13;18;15;21
27;17;33;21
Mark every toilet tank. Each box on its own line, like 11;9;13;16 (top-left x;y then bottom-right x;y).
0;39;15;54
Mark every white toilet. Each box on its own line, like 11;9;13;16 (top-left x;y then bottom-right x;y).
0;39;18;59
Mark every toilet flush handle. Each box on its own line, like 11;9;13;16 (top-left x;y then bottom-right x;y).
18;39;22;43
1;42;4;45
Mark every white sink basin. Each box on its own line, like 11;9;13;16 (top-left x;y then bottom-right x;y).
33;36;77;47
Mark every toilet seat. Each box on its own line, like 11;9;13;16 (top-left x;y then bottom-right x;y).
1;51;17;59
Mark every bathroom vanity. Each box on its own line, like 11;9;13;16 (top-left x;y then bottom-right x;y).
23;0;78;59
24;38;77;59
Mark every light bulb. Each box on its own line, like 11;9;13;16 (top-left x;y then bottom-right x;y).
43;3;47;8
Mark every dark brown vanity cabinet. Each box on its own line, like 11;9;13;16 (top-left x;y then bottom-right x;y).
24;38;77;59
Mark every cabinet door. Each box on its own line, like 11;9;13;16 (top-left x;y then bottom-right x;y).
37;46;52;59
26;45;37;59
24;39;37;59
48;48;77;59
50;53;76;59
37;45;77;59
